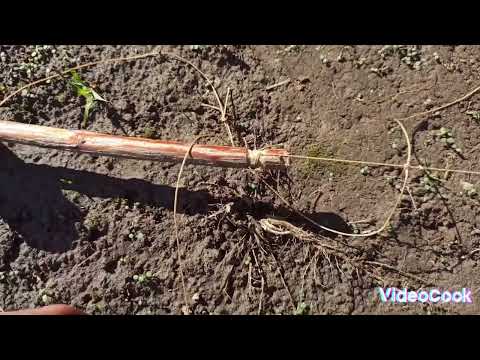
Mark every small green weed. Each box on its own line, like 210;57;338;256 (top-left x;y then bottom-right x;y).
378;45;423;70
436;127;463;155
70;70;107;128
360;166;370;176
301;144;348;177
293;302;310;315
466;110;480;123
143;126;157;139
461;181;478;198
420;172;442;194
132;271;155;286
38;289;55;305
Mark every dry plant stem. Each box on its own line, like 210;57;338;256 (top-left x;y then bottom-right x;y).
365;261;431;286
264;119;411;238
265;218;429;286
0;120;288;170
397;83;480;122
221;87;234;146
258;277;264;315
168;54;235;147
265;79;291;91
201;103;221;111
286;154;480;177
376;84;431;104
173;136;206;311
271;254;296;311
405;186;418;211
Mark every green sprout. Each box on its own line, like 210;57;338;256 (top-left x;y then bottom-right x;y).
360;166;370;176
351;223;360;234
38;289;54;305
461;181;478;198
293;302;310;315
384;175;396;186
70;70;106;128
132;271;154;285
420;172;442;194
386;223;396;237
378;45;423;70
466;110;480;123
436;127;462;155
143;126;156;139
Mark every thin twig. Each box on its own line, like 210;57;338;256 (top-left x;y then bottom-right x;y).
376;84;431;105
405;186;418;212
265;79;291;91
365;261;432;286
173;135;206;313
257;277;264;315
201;103;222;111
168;54;235;146
285;154;480;177
271;254;296;312
221;87;235;146
397;84;480;122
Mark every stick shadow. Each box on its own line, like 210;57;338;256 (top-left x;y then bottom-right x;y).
0;144;352;254
0;144;212;253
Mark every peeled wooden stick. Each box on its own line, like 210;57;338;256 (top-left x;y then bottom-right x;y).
0;120;289;170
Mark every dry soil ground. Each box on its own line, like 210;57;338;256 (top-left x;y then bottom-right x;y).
1;45;480;314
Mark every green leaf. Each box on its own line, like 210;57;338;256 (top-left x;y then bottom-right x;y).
69;70;106;128
466;110;480;121
293;302;310;315
70;70;81;83
91;89;106;102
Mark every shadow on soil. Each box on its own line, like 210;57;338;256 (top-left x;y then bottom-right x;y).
0;144;212;253
0;144;352;253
